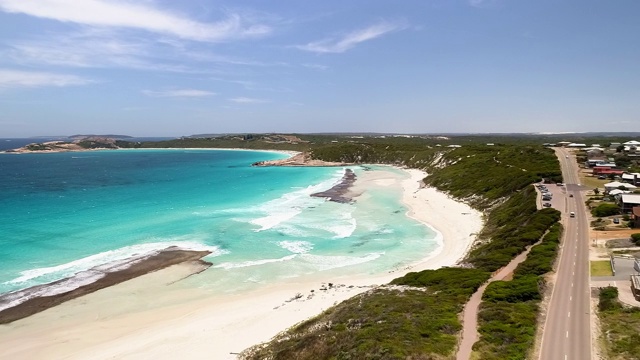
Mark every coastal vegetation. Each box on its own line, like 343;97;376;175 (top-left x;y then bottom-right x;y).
241;138;563;359
473;220;562;359
241;268;490;360
597;287;640;360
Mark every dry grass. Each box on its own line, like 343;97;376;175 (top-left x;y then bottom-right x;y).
590;260;614;276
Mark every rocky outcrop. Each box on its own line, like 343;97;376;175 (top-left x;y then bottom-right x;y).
252;152;351;167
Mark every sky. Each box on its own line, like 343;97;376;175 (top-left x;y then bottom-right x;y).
1;0;639;137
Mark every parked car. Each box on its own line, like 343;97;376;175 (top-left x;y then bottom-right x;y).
543;203;552;207
569;194;573;197
613;218;620;224
570;212;575;218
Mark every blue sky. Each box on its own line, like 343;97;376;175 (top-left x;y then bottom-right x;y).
1;0;639;137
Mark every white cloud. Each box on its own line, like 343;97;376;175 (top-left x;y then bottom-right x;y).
142;89;216;98
0;69;93;89
228;97;269;104
0;0;271;42
296;21;406;54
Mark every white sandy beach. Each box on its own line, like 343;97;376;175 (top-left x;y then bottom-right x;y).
0;167;483;360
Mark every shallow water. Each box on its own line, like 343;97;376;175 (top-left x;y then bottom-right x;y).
0;149;437;306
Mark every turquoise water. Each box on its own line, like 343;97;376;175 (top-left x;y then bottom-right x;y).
0;149;437;307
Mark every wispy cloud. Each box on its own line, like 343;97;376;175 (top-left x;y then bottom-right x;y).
228;97;269;104
295;21;406;54
303;63;329;71
5;29;280;74
142;89;217;98
0;0;271;42
468;0;498;8
0;69;93;89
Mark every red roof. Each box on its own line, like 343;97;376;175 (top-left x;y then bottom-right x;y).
633;206;640;217
597;169;624;174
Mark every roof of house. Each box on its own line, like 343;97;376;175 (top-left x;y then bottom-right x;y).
623;140;640;145
609;189;628;196
605;181;628;187
633;206;640;217
622;173;640;180
598;169;624;174
621;194;640;204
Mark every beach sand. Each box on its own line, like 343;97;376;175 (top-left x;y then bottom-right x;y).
0;167;483;360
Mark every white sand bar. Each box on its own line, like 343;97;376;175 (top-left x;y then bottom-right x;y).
0;167;483;360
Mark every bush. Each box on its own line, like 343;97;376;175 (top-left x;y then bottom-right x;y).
592;203;620;217
599;286;621;312
631;233;640;246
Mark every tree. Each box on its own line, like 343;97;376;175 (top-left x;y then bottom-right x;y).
591;203;620;217
594;188;600;195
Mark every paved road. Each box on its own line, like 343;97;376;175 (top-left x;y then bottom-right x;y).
539;148;592;360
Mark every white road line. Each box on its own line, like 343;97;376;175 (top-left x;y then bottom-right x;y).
566;330;569;338
568;312;571;318
572;282;574;287
570;296;572;301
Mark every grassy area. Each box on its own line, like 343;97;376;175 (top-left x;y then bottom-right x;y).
598;287;640;360
590;260;614;276
579;173;608;189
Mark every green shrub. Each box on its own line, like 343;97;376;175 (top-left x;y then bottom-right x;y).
599;286;621;311
592;203;620;217
631;233;640;246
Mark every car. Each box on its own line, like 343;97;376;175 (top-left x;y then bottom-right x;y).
565;155;569;158
570;212;575;218
598;175;606;179
613;218;620;224
543;203;552;207
569;194;573;197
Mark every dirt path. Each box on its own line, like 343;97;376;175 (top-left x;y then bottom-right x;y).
456;242;539;360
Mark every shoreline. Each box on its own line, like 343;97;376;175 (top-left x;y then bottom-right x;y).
0;166;483;360
0;248;212;324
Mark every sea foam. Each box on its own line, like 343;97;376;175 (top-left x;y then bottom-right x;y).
249;169;346;231
5;240;225;285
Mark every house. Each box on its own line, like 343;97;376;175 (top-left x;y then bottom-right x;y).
593;167;624;176
632;274;640;300
619;194;640;213
585;158;607;167
604;181;637;192
633;206;640;228
623;140;640;146
621;173;640;186
567;143;587;148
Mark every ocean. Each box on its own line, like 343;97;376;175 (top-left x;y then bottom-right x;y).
0;149;438;309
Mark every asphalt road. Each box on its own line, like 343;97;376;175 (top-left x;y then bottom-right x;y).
539;148;592;360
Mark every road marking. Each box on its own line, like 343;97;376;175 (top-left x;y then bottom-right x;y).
572;271;575;276
566;330;569;338
568;312;571;318
570;295;572;301
572;282;574;287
